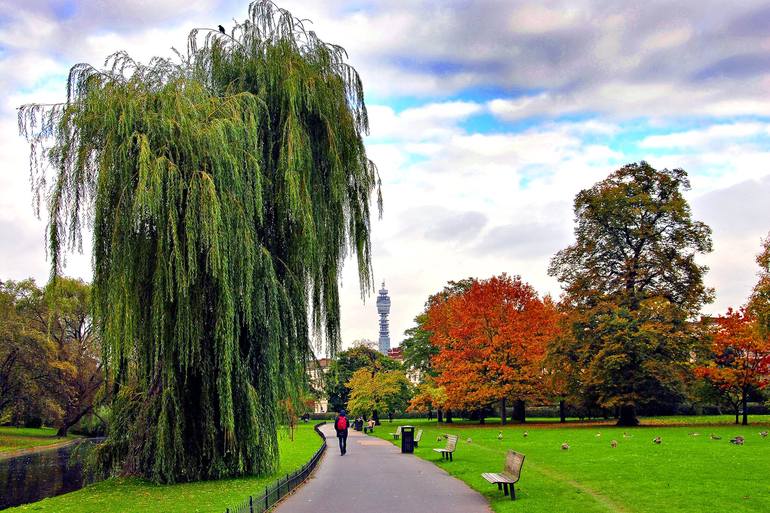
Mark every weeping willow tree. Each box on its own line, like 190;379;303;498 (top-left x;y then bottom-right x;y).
18;1;380;483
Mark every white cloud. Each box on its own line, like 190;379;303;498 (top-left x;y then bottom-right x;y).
639;122;770;149
509;5;583;34
368;101;482;142
642;24;694;51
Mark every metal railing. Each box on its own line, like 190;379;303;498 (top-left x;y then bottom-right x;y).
224;422;327;513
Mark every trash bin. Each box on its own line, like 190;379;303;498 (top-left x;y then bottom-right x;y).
401;425;415;453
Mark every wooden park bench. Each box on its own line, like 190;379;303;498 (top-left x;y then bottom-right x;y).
414;429;423;448
482;450;525;500
433;434;458;461
390;425;402;440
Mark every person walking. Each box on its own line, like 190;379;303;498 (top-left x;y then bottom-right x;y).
334;409;349;455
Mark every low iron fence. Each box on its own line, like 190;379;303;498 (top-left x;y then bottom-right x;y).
224;422;327;513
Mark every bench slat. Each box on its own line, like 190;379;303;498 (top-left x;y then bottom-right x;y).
482;472;517;484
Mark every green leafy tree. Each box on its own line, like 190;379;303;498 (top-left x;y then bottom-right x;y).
324;345;399;413
401;313;437;382
0;278;102;434
549;162;713;426
750;234;770;336
543;310;586;423
0;280;55;421
43;278;104;436
19;1;379;483
346;368;411;420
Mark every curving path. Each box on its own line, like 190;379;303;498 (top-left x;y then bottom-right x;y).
274;423;491;513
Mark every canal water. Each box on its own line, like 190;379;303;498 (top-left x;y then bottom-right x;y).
0;439;101;510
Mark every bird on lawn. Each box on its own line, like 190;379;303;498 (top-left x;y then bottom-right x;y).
652;436;662;444
498;431;503;440
466;437;472;443
760;431;768;438
730;436;745;445
523;431;528;438
595;433;601;437
561;442;570;450
218;24;226;34
610;440;618;448
622;431;631;439
710;434;722;440
436;436;443;442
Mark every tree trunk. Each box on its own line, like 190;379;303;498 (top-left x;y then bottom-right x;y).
616;404;639;427
437;409;444;423
559;399;566;423
479;415;485;424
373;410;380;426
445;409;453;423
57;406;92;437
500;398;507;425
742;388;748;426
512;399;526;423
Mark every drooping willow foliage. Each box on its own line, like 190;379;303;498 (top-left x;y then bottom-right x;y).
18;1;380;483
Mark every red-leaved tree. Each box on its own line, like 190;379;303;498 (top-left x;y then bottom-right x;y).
427;274;560;424
695;307;770;425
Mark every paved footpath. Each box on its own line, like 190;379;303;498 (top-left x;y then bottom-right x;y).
274;423;491;513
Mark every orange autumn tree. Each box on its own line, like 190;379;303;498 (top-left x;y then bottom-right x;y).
427;274;560;424
695;307;770;425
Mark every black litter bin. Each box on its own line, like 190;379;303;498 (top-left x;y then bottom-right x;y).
401;425;415;453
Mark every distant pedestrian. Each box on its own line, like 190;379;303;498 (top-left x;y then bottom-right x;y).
388;411;393;423
334;410;349;455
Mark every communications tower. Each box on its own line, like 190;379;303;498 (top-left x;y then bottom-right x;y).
376;281;391;355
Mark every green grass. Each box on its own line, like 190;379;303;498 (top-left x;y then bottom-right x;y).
373;417;770;513
7;423;324;513
0;427;78;454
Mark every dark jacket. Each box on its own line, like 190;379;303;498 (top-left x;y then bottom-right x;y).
334;415;349;437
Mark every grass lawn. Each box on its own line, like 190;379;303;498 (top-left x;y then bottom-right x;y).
372;416;770;513
7;423;324;513
0;427;79;454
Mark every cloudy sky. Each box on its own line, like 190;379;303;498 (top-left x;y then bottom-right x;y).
3;1;770;352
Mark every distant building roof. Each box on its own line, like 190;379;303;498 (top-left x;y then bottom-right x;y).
387;347;403;360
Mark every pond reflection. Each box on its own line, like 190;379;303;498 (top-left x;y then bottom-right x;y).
0;439;101;510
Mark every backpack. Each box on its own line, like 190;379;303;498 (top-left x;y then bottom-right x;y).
336;416;348;431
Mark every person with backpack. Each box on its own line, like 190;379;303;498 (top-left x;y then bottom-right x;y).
334;409;349;455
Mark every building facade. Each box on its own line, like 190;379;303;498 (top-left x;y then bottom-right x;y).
308;357;331;413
